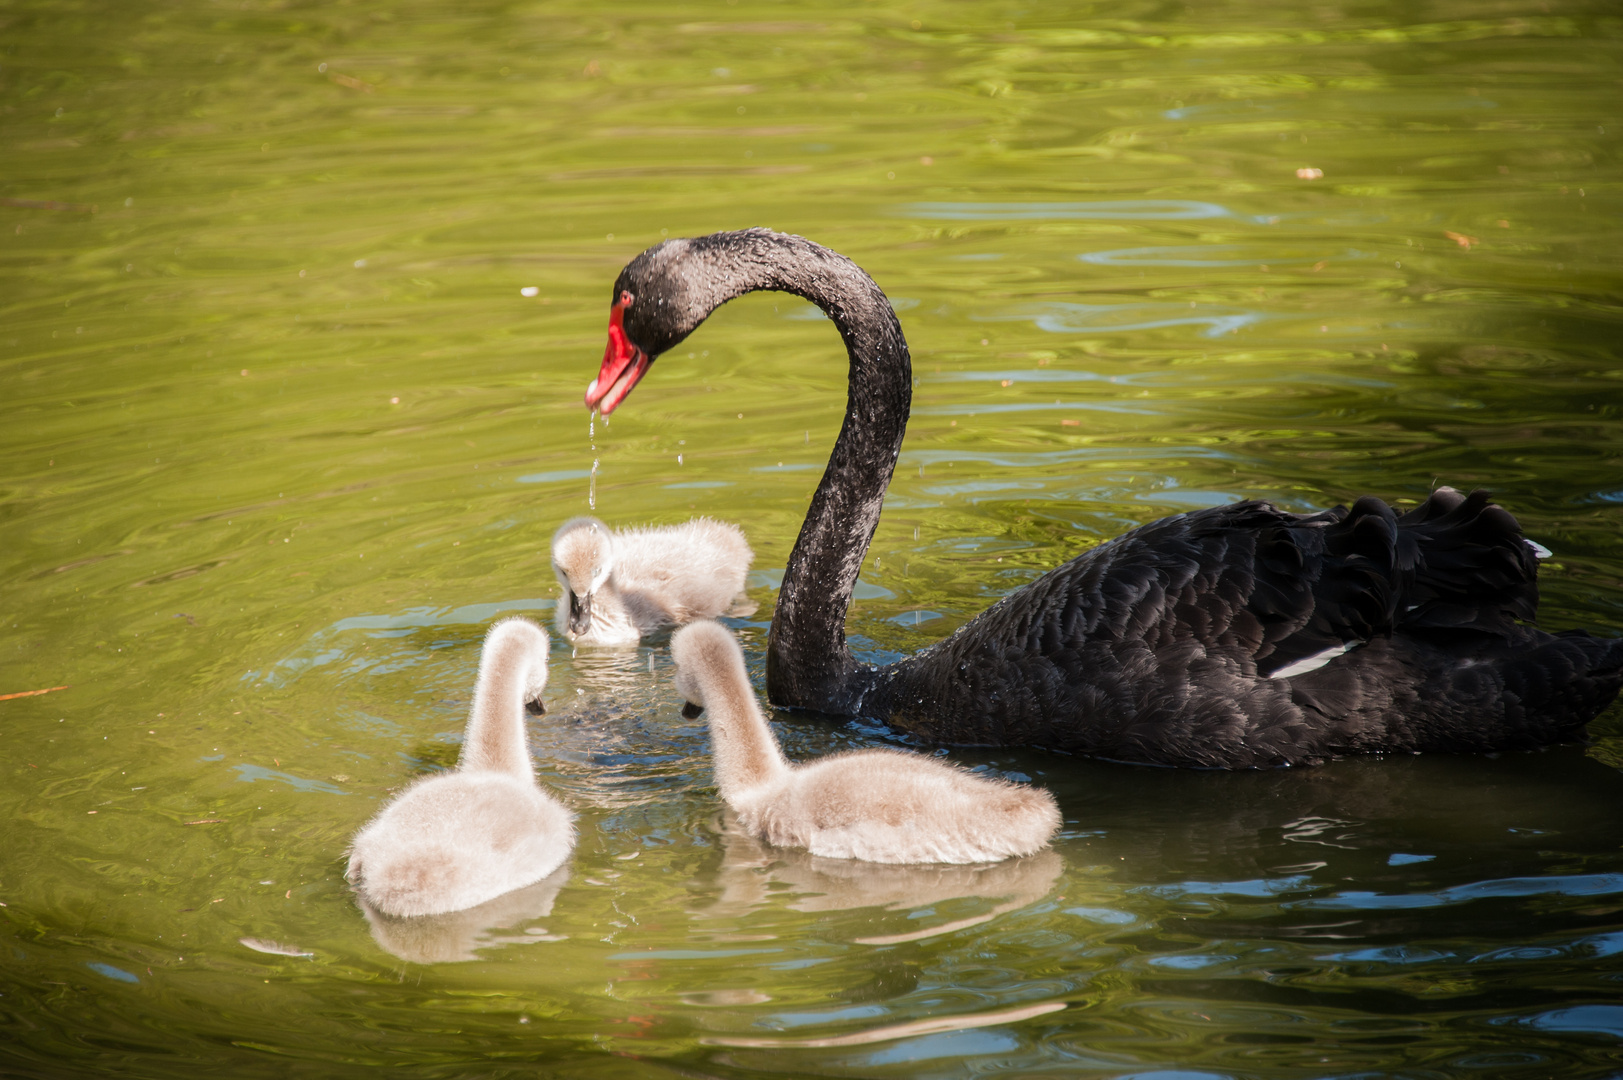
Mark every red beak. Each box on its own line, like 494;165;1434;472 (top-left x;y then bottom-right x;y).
584;299;650;415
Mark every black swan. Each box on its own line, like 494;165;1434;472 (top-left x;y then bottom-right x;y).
584;228;1623;767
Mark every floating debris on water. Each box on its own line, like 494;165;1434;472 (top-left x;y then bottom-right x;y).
239;937;314;957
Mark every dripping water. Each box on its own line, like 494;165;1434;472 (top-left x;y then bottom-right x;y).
588;412;599;510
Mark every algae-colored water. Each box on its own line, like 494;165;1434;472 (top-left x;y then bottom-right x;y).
3;0;1622;1076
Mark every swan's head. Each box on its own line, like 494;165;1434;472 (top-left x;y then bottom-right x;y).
551;517;615;638
483;617;551;715
586;230;782;415
670;620;745;720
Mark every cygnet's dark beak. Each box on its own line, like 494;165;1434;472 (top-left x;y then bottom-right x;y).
567;591;592;636
525;698;547;716
681;701;705;720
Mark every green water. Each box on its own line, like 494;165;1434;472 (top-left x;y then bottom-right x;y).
4;0;1623;1075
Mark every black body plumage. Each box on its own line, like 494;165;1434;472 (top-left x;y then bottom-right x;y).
606;228;1623;767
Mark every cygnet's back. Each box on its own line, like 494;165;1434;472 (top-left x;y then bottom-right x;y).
670;621;1061;865
754;748;1060;864
552;516;752;644
346;618;575;918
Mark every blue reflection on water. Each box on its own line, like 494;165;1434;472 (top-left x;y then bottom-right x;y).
1065;906;1135;925
1149;954;1236;970
904;446;1235;469
1079;245;1301;267
252;598;557;687
332;598;554;634
888;610;944;627
609;947;780;960
1289;872;1623;911
856;1028;1022;1065
765;1004;887;1029
900;200;1243;221
1511;1004;1623;1039
86;963;139;984
1324;945;1452;965
233;764;349;795
927;368;1137;384
1164;101;1279;120
983;301;1263;338
1388;853;1435;866
1324;928;1623;967
915;402;1159;417
1141;874;1316;899
516;469;592;484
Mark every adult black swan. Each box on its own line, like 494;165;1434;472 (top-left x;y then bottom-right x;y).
584;228;1623;767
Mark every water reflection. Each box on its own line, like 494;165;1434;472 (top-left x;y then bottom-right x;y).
697;817;1065;944
704;1000;1067;1049
1077;245;1355;268
900;200;1251;221
984;301;1264;338
357;866;570;963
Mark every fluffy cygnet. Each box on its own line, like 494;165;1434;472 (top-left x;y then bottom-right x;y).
670;621;1062;864
551;516;752;645
346;617;575;917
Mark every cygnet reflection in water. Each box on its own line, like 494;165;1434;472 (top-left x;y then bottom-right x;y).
698;818;1066;944
359;867;570;964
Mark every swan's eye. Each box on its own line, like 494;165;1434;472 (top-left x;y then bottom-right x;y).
619;290;634;307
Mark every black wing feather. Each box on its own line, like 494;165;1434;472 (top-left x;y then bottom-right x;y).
874;488;1622;766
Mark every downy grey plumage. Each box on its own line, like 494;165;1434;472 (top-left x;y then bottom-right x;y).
671;620;1061;864
346;618;575;917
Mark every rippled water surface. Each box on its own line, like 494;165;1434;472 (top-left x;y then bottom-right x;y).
4;0;1623;1076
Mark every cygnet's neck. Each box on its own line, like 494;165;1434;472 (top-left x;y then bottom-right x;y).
459;621;546;781
693;642;789;802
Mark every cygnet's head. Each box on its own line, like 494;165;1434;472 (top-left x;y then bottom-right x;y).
551;517;615;637
670;620;741;720
484;617;552;715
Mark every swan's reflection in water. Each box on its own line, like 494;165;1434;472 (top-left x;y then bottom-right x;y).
357;866;569;963
699;818;1065;944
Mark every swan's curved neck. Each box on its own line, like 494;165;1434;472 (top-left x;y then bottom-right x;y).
687;234;911;711
460;628;540;781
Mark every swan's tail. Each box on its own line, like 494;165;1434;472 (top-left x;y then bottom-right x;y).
1307;487;1539;639
1246;488;1542;682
